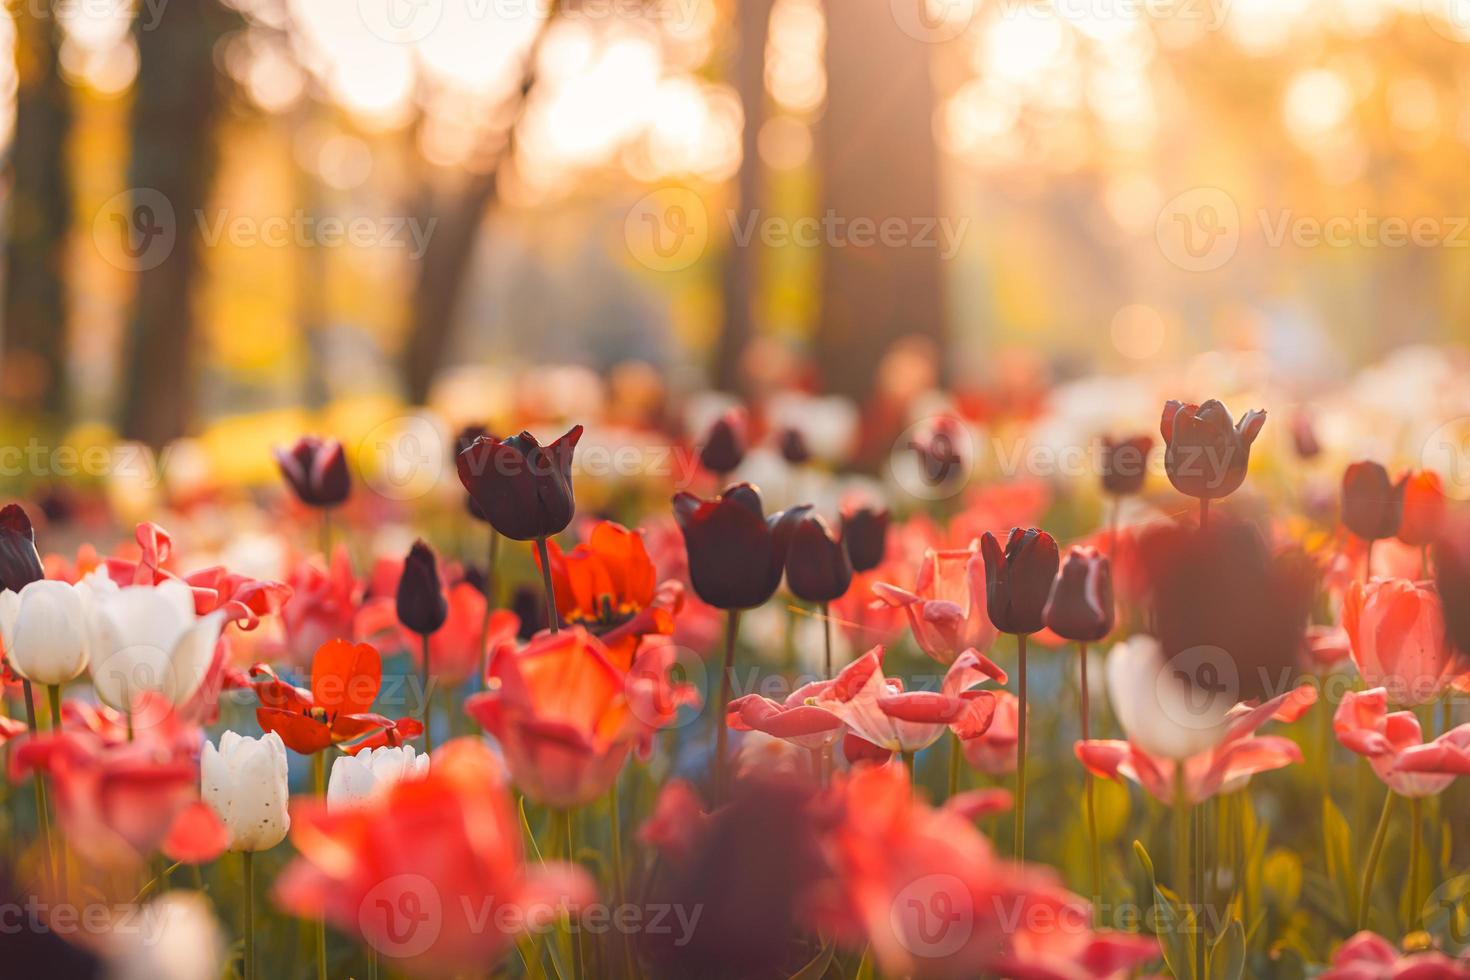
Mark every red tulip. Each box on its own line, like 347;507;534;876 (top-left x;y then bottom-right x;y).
956;689;1019;775
872;541;996;664
1397;470;1447;547
1342;578;1463;706
1334;688;1470;796
1321;932;1470;979
279;548;359;667
252;639;393;754
274;737;594;975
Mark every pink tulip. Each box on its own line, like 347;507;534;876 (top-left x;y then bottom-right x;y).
1343;578;1463;706
872;542;997;664
1334;688;1470;797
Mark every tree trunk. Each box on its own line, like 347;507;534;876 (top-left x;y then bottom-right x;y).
118;0;234;446
816;0;945;400
714;0;775;394
2;1;72;419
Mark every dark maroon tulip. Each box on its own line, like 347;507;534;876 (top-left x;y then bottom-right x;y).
839;500;890;573
1138;520;1313;703
909;415;967;487
785;512;853;604
1341;461;1405;542
0;504;44;593
698;408;747;475
1433;517;1470;662
454;425;493;523
980;527;1060;635
396;540;448;636
273;436;350;508
777;427;811;466
1043;546;1114;643
456;425;582;541
1160;399;1266;500
1099;435;1152;497
672;484;807;610
1290;410;1321;460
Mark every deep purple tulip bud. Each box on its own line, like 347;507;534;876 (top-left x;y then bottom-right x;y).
698;408;748;476
0;504;44;592
1099;435;1152;497
456;425;582;541
980;527;1060;635
1340;461;1405;542
785;512;853;604
1290;411;1321;460
273;436;350;508
1042;546;1114;643
396;540;448;637
777;428;811;466
839;501;890;573
672;484;807;610
1160;399;1266;500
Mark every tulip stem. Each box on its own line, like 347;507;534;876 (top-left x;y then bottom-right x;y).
609;780;635;979
243;850;256;980
1357;789;1395;931
821;602;832;679
478;529;501;689
320;507;333;560
45;684;65;898
565;808;585;980
421;634;433;756
536;536;560;634
1015;632;1028;860
1173;767;1194;976
312;751;328;980
1080;643;1101;910
947;731;961;800
713;610;741;800
1408;796;1424;931
22;681;53;892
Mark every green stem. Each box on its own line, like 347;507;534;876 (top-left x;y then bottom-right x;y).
244;850;256;980
1081;643;1101;909
1173;767;1193;976
1408;796;1423;931
1015;632;1028;860
23;681;52;891
1357;790;1395;931
536;536;560;634
713;609;741;801
367;948;379;980
421;633;433;756
478;529;501;688
1194;797;1206;971
565;808;584;980
46;684;65;897
947;731;961;801
821;602;832;679
320;507;333;559
313;751;327;979
609;780;635;979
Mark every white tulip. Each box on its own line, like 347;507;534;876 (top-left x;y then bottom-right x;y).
0;579;92;685
107;890;224;980
202;731;290;852
1105;634;1232;760
87;579;224;711
327;745;429;811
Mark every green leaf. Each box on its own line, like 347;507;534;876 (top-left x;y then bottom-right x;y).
1321;798;1356;918
787;938;836;980
1153;884;1198;980
1208;918;1246;980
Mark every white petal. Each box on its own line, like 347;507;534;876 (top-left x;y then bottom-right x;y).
0;589;20;652
9;581;89;685
1106;635;1229;760
163;610;224;707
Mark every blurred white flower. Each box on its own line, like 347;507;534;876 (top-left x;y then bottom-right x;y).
107;890;224;980
86;578;224;711
1105;634;1231;760
0;579;94;685
327;744;430;811
202;731;290;852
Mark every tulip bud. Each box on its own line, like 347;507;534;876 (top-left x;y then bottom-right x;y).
0;503;44;592
698;408;748;476
202;730;290;852
1397;471;1446;547
1341;461;1405;541
1160;399;1266;500
1433;518;1470;661
273;436;350;508
1043;547;1114;643
396;540;448;637
1289;410;1321;460
908;416;968;487
839;500;889;573
327;745;429;812
1099;435;1152;497
0;580;91;685
672;484;807;610
784;512;853;604
980;528;1060;635
457;426;582;541
777;428;811;466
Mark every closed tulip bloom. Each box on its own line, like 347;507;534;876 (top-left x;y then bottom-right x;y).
327;745;429;811
980;528;1060;635
672;484;807;610
1098;435;1153;497
1341;461;1405;541
0;503;44;591
1343;578;1463;706
1289;410;1321;460
87;578;226;712
456;425;583;541
1397;470;1447;547
1043;547;1114;643
202;730;290;852
1160;399;1266;500
455;425;493;522
0;579;92;685
838;499;889;573
1435;516;1470;656
273;436;350;508
785;512;853;604
777;427;811;465
698;407;747;475
396;539;448;636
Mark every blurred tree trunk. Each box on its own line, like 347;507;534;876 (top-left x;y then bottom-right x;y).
714;0;774;394
816;0;945;399
2;2;72;419
118;1;234;446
